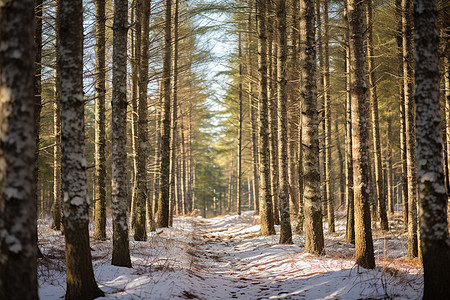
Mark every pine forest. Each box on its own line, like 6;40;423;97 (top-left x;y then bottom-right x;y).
0;0;449;299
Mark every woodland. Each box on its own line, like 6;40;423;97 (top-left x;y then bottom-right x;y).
0;0;449;299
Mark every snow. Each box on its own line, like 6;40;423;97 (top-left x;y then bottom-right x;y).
38;211;423;299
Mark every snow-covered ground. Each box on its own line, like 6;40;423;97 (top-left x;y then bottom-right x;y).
38;211;423;299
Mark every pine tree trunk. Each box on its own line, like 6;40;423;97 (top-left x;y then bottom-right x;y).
387;117;395;214
366;0;388;232
51;2;62;232
402;0;418;259
295;107;304;234
396;0;408;226
257;0;275;236
0;1;38;298
335;118;345;208
237;31;243;216
247;2;260;214
59;0;105;297
277;0;293;244
344;6;355;245
300;0;324;254
130;0;141;231
348;0;375;269
111;0;132;268
169;0;179;226
414;0;450;297
135;0;152;240
157;0;172;228
268;0;280;225
323;0;334;233
93;0;107;240
34;0;43;224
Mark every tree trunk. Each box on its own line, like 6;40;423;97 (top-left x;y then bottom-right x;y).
247;1;260;215
323;0;334;233
93;0;107;241
59;0;105;297
157;0;172;228
238;31;243;215
344;6;355;245
111;0;132;268
366;0;389;231
413;1;450;298
300;0;324;254
169;0;179;227
277;0;293;244
268;0;280;225
0;1;38;298
396;0;408;227
402;0;418;259
51;2;62;232
257;0;275;236
347;0;375;269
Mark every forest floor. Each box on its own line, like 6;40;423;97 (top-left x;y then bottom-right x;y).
38;211;424;299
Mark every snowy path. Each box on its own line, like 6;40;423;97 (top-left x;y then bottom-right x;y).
38;212;424;299
183;213;422;300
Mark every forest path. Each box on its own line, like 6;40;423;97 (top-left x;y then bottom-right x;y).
185;212;315;300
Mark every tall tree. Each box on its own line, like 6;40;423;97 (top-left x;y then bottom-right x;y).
59;0;104;298
0;0;38;298
277;0;293;244
413;1;450;298
51;1;62;231
134;0;152;240
348;0;375;269
300;0;324;254
366;0;389;232
157;0;173;228
344;6;355;245
111;0;132;267
247;0;259;215
257;0;275;236
322;0;334;233
402;0;418;258
237;31;243;216
169;0;180;225
93;0;107;241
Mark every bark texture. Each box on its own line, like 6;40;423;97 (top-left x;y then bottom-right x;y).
257;0;275;236
348;0;375;269
0;1;38;298
277;0;293;244
157;0;172;228
59;0;105;298
300;0;324;254
413;0;450;298
93;0;107;241
111;0;132;268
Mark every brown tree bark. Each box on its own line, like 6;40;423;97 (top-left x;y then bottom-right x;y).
348;0;375;269
366;0;389;232
277;0;293;244
93;0;107;241
111;0;132;268
157;0;173;228
257;0;275;236
59;0;105;297
300;0;324;254
402;0;418;259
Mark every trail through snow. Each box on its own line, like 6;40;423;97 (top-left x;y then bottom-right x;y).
38;211;424;299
